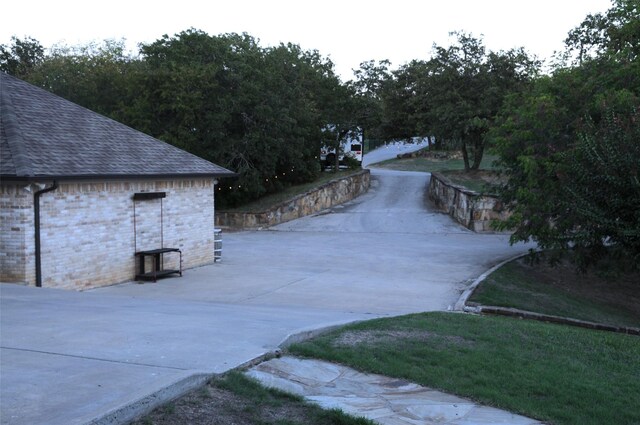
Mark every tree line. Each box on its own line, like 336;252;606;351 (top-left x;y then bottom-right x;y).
1;30;355;207
2;0;638;271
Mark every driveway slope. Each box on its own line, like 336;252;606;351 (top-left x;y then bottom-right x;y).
1;162;532;425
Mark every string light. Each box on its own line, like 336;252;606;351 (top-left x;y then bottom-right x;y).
217;167;298;192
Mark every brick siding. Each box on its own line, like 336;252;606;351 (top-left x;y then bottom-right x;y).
0;179;216;290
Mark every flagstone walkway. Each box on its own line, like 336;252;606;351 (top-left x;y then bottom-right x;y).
247;357;543;425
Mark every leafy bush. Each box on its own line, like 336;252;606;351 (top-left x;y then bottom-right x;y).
558;109;640;271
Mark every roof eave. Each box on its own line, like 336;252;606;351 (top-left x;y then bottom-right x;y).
0;172;238;183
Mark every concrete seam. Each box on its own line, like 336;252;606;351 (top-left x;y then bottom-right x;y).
0;346;190;371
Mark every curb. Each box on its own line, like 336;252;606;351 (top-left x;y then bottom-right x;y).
453;253;529;311
456;254;640;336
88;372;213;425
90;321;367;425
464;305;640;336
278;320;366;349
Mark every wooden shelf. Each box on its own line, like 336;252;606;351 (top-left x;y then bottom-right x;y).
135;269;181;281
135;248;182;282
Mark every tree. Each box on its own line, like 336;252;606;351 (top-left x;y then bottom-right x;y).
5;29;354;207
23;39;139;121
320;83;359;172
349;59;392;140
389;32;539;170
564;0;639;64
378;61;424;141
492;0;640;272
0;36;45;78
135;29;351;205
558;110;640;271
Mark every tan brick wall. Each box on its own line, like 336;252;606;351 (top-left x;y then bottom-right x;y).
1;178;216;290
0;184;35;284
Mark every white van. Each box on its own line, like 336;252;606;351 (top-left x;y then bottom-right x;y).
320;127;363;167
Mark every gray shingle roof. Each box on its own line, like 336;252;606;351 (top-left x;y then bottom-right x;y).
0;72;235;181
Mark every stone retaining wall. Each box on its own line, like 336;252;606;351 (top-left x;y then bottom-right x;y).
216;169;370;229
427;172;509;232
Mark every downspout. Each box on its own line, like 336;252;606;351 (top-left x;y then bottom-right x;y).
34;181;58;287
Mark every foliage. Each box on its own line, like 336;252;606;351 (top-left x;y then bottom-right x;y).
558;111;640;271
4;30;356;207
23;39;140;120
491;0;640;272
131;30;351;206
342;154;362;169
380;32;539;170
469;258;640;328
0;36;45;78
349;59;392;140
376;61;422;140
564;0;639;64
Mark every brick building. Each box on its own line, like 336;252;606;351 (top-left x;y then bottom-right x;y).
0;73;234;290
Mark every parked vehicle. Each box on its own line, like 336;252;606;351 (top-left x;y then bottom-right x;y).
320;126;363;168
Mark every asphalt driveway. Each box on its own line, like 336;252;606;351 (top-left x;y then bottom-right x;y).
1;152;533;425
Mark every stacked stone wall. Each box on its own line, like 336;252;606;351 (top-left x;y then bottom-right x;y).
427;172;510;232
216;169;370;229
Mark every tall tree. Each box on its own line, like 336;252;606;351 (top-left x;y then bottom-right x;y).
492;0;640;271
389;32;539;170
8;29;354;207
0;36;45;78
350;59;392;140
22;39;139;121
136;29;350;205
564;0;639;64
378;61;423;141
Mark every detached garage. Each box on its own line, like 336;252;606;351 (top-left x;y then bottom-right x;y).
0;73;235;290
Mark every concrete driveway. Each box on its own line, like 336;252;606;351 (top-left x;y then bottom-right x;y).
1;154;532;425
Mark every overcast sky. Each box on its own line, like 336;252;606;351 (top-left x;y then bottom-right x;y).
2;0;612;80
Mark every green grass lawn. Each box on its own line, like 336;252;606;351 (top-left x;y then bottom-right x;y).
372;151;501;193
438;169;503;193
288;312;640;425
372;151;499;173
469;258;640;329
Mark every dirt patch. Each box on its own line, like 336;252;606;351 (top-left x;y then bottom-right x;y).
332;329;472;348
132;378;314;425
